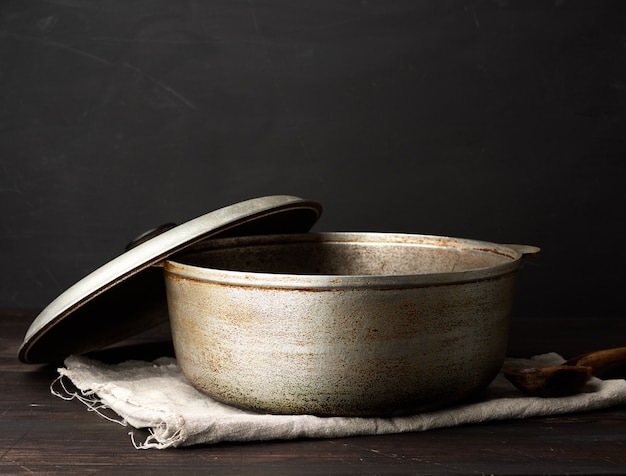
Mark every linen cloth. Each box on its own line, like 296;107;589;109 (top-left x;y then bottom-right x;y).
53;353;626;449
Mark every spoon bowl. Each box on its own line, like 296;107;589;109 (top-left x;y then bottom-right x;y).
505;365;593;397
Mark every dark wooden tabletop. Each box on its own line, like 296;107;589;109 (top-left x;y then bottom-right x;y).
2;308;626;475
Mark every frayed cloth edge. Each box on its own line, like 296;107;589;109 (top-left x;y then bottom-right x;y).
51;373;184;449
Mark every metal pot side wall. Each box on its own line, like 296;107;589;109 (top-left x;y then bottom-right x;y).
164;267;518;417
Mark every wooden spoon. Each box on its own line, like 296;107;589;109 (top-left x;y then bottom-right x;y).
504;347;626;397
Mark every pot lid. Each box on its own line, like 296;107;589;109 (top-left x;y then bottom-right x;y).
19;195;322;364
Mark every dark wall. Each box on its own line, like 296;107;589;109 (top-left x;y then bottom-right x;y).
2;0;625;318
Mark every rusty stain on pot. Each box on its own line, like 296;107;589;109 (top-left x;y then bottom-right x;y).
164;232;537;417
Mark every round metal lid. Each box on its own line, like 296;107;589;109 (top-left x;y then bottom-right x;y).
19;195;322;364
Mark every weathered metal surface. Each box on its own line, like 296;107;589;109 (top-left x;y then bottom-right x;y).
165;232;537;417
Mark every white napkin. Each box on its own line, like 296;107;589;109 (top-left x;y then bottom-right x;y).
53;353;626;449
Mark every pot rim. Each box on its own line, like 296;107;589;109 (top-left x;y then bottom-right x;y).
165;232;538;289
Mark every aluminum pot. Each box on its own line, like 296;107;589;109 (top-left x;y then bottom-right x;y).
164;232;539;417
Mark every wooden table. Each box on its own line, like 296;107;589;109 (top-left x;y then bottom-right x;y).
2;309;626;474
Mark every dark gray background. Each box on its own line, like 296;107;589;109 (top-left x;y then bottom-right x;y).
2;0;625;318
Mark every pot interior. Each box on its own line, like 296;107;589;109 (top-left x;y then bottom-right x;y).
176;233;515;277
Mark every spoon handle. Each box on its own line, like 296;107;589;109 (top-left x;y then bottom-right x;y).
565;347;626;372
